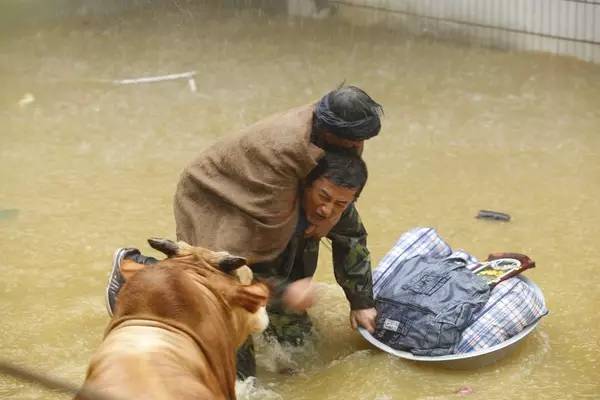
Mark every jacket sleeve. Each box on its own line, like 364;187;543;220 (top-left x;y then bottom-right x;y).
327;204;375;310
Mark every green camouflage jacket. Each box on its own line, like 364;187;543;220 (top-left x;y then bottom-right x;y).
251;204;375;310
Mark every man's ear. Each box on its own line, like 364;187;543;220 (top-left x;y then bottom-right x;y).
147;238;180;257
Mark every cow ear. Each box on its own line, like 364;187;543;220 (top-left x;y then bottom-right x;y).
218;255;248;273
233;282;270;312
148;238;180;257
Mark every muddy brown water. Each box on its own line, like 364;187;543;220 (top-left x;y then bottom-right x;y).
1;2;599;399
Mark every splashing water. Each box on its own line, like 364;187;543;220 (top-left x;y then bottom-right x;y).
236;377;282;400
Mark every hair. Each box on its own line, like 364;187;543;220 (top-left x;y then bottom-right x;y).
305;150;368;198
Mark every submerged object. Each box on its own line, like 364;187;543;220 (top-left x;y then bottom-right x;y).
112;71;197;85
0;209;19;221
18;93;35;107
359;275;545;369
476;209;511;221
109;71;198;93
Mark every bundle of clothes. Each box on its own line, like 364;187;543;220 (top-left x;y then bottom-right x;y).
372;227;548;356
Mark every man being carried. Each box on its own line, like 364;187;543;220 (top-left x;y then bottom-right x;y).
172;85;381;261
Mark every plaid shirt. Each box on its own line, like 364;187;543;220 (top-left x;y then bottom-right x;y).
373;227;548;353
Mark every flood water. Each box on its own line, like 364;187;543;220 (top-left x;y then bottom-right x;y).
1;2;599;399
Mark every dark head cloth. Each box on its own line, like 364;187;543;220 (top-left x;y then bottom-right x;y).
314;90;382;140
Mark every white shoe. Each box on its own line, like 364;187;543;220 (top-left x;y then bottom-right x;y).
105;247;140;316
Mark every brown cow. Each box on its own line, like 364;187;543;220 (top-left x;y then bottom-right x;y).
76;238;270;400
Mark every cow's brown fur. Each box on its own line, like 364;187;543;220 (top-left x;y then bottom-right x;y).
76;242;269;400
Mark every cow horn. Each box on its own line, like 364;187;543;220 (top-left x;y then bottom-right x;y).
218;255;247;273
147;238;180;257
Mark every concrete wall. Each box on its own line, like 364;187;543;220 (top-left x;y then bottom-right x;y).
0;0;151;31
4;0;599;64
330;0;600;63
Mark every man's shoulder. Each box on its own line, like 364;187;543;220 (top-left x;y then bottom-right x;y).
233;103;322;170
182;102;321;179
238;103;315;142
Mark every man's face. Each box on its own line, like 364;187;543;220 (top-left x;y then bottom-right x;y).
322;131;364;152
302;177;357;226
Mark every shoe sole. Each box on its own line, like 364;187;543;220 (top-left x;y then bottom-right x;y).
105;248;127;317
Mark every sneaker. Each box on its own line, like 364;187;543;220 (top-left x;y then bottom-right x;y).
105;247;140;317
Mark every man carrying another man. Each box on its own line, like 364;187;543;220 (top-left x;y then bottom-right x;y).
105;85;383;377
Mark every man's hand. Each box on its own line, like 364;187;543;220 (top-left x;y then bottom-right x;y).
281;277;319;312
349;307;377;333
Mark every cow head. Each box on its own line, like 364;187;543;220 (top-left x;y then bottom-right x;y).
147;237;270;347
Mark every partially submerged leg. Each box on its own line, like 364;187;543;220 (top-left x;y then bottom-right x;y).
265;306;314;346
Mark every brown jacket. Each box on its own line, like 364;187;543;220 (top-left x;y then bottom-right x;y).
174;104;324;264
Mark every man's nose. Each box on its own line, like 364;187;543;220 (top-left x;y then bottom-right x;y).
317;203;333;218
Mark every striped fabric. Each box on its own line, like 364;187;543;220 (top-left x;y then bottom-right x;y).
456;277;548;353
373;227;548;353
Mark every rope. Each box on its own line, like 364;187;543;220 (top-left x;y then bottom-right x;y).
0;359;125;400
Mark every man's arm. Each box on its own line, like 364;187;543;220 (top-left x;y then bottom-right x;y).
327;204;377;331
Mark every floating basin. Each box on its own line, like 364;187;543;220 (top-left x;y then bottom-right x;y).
359;276;544;369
